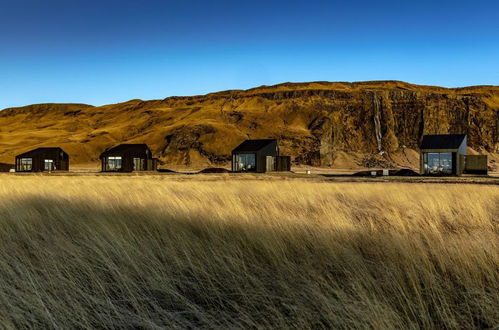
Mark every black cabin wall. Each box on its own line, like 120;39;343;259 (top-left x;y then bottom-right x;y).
255;141;278;172
15;149;69;172
100;145;156;172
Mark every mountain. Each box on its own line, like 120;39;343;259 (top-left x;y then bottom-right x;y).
1;81;498;170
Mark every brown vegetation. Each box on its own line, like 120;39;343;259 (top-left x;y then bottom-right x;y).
0;176;497;328
0;81;498;170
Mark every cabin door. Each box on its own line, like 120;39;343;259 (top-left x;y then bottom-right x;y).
44;159;54;171
133;158;144;171
266;156;275;172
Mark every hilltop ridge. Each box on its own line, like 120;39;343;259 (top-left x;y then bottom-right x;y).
1;81;498;169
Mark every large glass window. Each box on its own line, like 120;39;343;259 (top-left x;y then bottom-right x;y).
20;158;32;171
235;154;256;171
423;152;453;174
106;156;122;170
44;159;54;171
133;158;144;171
266;156;275;172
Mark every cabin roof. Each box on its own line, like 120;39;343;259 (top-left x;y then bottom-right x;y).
420;134;466;150
232;139;276;153
99;144;151;158
16;147;67;158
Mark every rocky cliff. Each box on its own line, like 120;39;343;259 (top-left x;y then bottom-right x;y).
0;81;498;169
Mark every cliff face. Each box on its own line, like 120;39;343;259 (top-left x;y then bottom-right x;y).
0;81;498;169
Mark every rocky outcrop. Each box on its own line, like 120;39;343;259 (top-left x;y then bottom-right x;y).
0;81;497;168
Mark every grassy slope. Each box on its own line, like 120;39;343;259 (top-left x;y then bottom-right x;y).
0;176;497;328
0;81;498;168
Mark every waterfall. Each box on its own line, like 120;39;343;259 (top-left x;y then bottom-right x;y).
373;92;383;152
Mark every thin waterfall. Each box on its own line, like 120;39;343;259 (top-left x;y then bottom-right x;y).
373;92;383;152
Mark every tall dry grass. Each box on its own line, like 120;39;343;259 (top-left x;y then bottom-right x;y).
0;175;497;329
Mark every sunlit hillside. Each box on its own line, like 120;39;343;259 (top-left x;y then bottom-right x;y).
0;81;498;170
0;175;497;328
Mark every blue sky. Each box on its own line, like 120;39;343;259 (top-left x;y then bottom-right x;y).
0;0;498;109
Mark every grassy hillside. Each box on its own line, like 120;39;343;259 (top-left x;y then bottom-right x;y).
0;81;498;169
0;176;497;328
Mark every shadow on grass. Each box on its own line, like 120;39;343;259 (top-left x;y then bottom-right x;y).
0;197;495;329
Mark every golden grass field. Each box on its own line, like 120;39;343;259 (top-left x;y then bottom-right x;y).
0;175;497;329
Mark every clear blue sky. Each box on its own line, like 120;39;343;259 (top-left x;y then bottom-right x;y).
0;0;498;109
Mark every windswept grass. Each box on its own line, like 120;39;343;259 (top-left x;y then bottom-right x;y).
0;176;497;329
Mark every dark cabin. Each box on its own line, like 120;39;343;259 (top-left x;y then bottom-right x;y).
420;134;467;175
15;147;69;172
100;144;158;172
231;139;291;173
0;163;14;172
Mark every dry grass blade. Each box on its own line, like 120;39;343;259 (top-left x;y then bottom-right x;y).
0;176;497;328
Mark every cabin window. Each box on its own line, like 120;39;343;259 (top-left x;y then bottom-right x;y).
423;152;452;174
133;158;145;171
266;156;275;172
235;154;256;171
20;158;32;171
44;159;54;171
106;156;122;170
